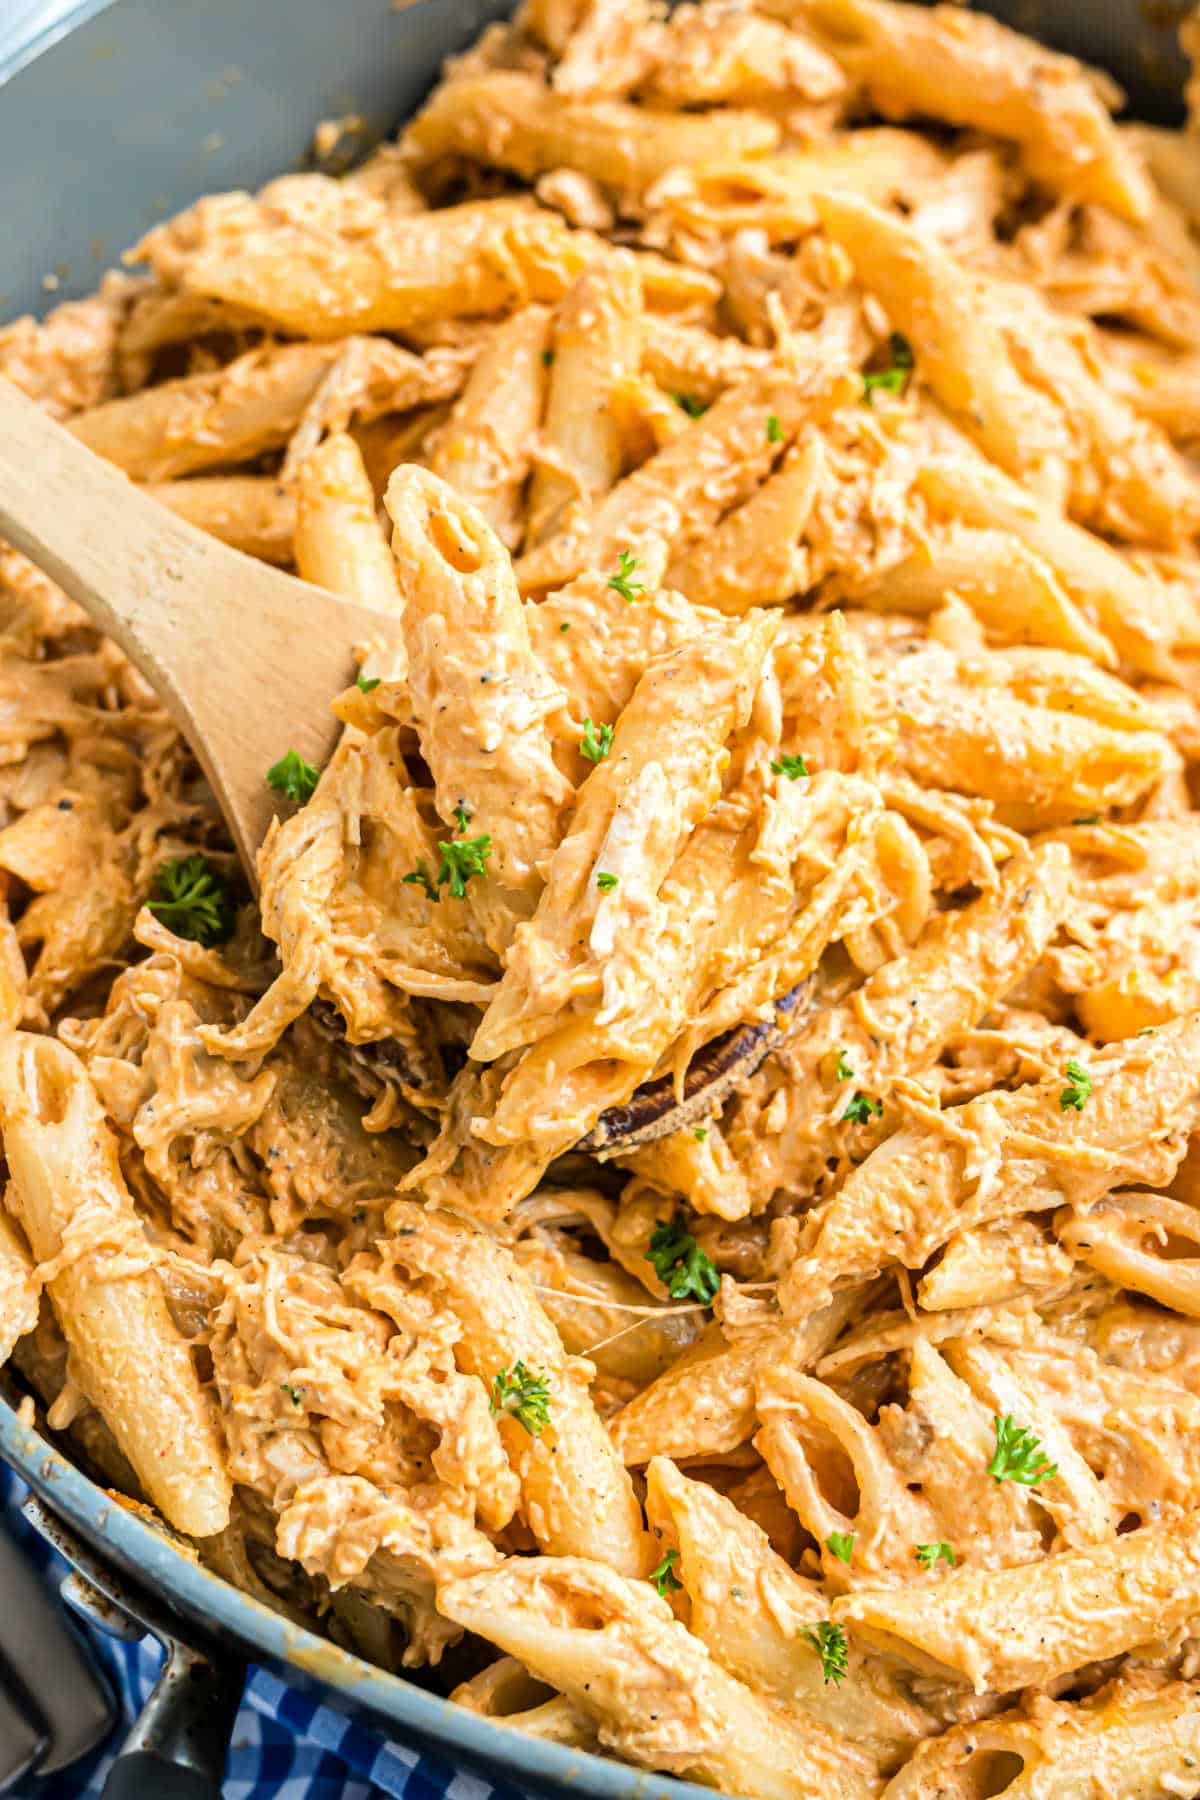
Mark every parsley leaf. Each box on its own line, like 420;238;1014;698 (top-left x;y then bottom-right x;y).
650;1547;683;1597
1060;1058;1093;1112
541;348;555;368
771;753;808;780
267;748;319;805
402;859;440;903
596;870;619;891
490;1361;551;1436
987;1414;1057;1487
281;1383;304;1407
693;1127;708;1142
766;413;784;443
671;391;709;418
805;1621;849;1685
825;1531;854;1565
580;718;614;764
437;834;492;899
146;854;233;947
862;332;915;405
356;673;381;693
915;1541;955;1570
646;1216;720;1304
607;549;645;603
843;1091;883;1125
834;1050;854;1082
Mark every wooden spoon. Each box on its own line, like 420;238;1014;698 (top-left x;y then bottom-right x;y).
0;377;388;877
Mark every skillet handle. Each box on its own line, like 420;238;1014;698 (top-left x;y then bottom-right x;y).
102;1638;244;1800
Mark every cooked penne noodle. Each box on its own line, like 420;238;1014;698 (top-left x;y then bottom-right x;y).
153;195;591;339
143;475;296;566
881;1681;1200;1800
610;1289;864;1466
644;1457;937;1773
764;0;1152;219
385;467;573;953
431;306;552;549
386;1201;650;1577
516;367;853;593
526;259;642;546
665;439;820;612
294;432;404;616
843;525;1116;665
836;1508;1200;1692
1056;1190;1200;1317
406;71;779;211
651;132;948;243
70;338;465;481
438;1556;878;1799
0;1033;231;1536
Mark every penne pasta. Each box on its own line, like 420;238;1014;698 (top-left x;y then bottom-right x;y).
143;475;296;566
0;1032;231;1536
406;71;779;212
527;259;642;547
836;1508;1200;1692
294;432;404;616
764;0;1152;219
385;1201;650;1578
431;306;552;550
438;1555;879;1799
148;195;591;339
384;467;574;954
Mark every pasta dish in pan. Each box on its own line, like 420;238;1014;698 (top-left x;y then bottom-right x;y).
4;0;1200;1791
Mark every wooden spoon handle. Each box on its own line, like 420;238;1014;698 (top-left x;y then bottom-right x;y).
0;376;240;673
0;377;383;875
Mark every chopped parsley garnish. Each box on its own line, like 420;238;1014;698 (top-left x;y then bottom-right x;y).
987;1414;1057;1488
580;718;614;764
693;1127;708;1142
559;621;571;633
671;391;709;418
1072;813;1100;826
541;348;555;368
437;834;492;899
766;413;784;443
267;748;319;805
146;854;233;947
356;673;381;693
771;753;809;780
596;870;619;891
607;549;645;603
402;859;440;903
862;332;914;405
805;1621;849;1685
825;1531;854;1565
915;1541;955;1570
453;801;473;831
1060;1059;1093;1112
650;1547;683;1597
843;1091;883;1126
281;1384;304;1407
646;1216;720;1304
490;1361;551;1436
834;1050;854;1083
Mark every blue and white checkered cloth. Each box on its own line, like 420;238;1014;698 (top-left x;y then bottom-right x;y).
3;1471;521;1800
